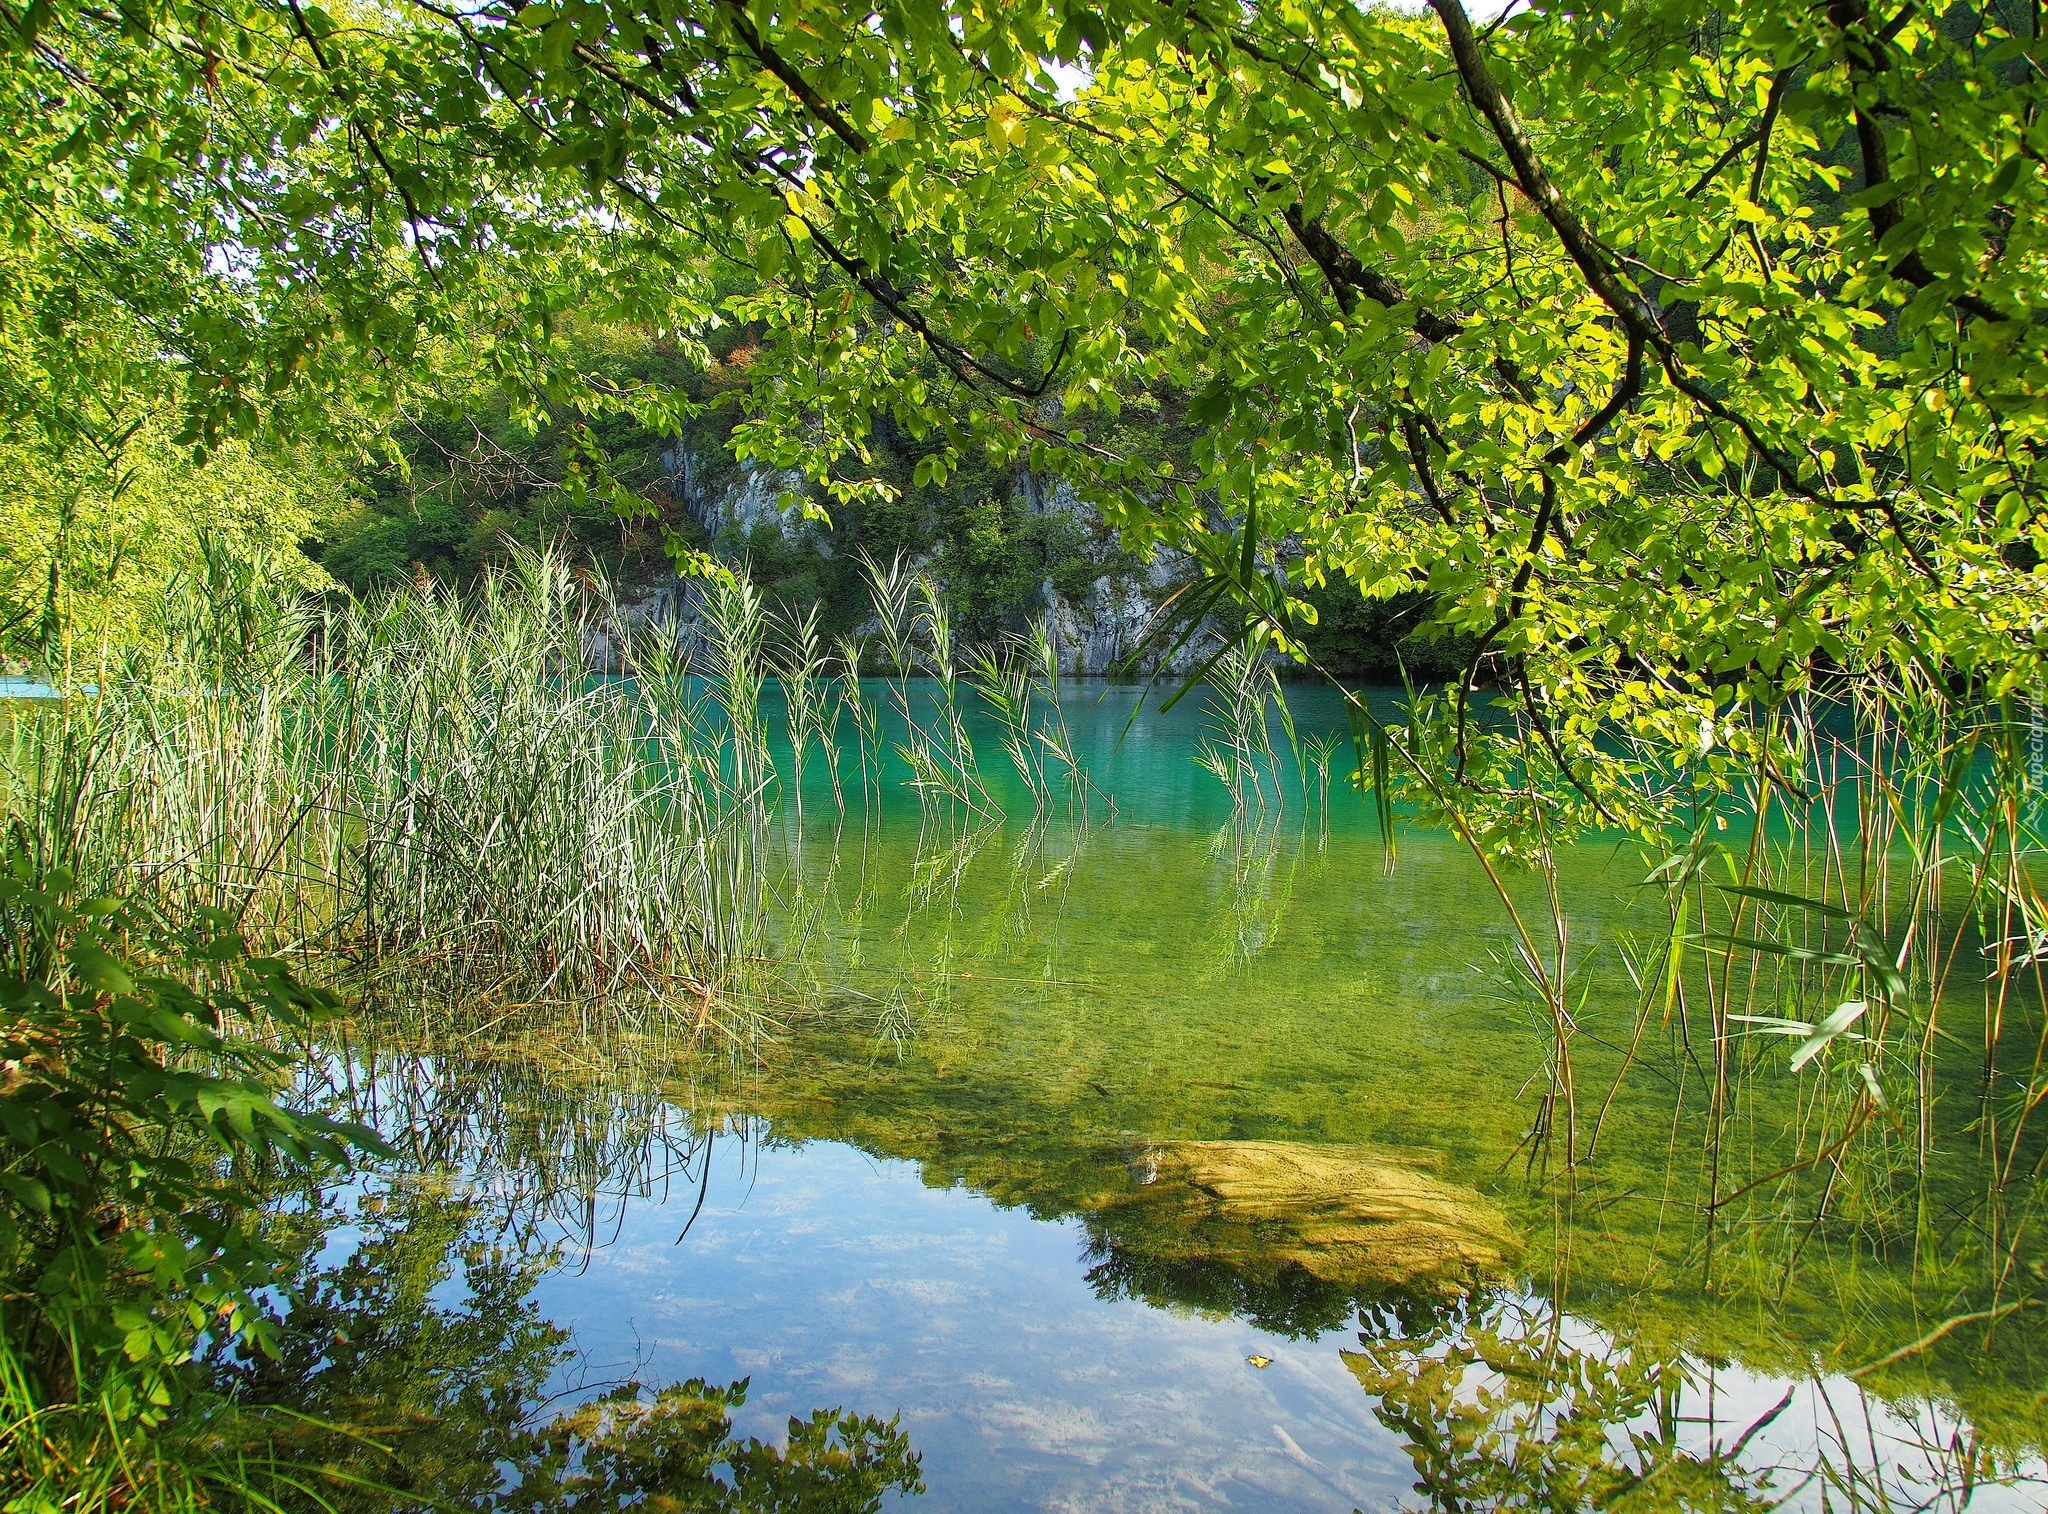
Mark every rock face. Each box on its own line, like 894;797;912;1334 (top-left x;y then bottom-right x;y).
659;444;811;539
1042;549;1200;677
1092;1139;1518;1292
629;442;1210;674
1015;469;1203;674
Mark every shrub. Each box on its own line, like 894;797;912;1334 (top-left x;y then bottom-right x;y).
0;849;382;1414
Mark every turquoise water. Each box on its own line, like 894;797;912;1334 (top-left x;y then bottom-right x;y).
307;679;2048;1511
750;675;1382;828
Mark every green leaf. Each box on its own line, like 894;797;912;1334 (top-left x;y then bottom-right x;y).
68;943;135;994
1712;883;1854;921
1790;1000;1867;1071
0;1173;51;1215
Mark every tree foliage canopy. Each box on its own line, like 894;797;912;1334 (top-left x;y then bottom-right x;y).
6;0;2046;826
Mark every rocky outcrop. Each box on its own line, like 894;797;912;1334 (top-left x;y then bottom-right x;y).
623;440;1213;673
1091;1139;1518;1292
1042;549;1202;676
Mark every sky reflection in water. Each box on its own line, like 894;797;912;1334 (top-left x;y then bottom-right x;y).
336;680;2048;1512
514;1124;2034;1512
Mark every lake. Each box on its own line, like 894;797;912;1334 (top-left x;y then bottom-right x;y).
305;681;2048;1512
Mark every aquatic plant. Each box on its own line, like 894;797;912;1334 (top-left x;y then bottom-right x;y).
965;637;1048;811
1022;620;1115;822
857;551;934;807
834;633;884;817
775;600;839;821
698;570;775;818
337;555;734;1007
1302;728;1343;849
962;619;1116;825
0;547;763;1013
911;575;999;820
1323;650;2048;1385
855;552;1000;822
1195;639;1290;820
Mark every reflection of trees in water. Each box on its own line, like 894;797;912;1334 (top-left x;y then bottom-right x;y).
1075;1153;2044;1507
302;874;2048;1510
1345;1291;2039;1512
217;1183;922;1512
1078;1232;1396;1339
304;1028;725;1262
1208;813;1301;965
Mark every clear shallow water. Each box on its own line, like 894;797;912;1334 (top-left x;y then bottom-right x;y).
511;1131;2031;1513
311;680;2048;1511
540;1135;1411;1511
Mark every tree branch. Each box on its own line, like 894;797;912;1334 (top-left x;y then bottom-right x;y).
1430;0;1667;342
794;211;1070;402
713;0;871;155
1684;69;1789;201
1280;204;1465;342
1829;0;2006;323
1401;412;1457;524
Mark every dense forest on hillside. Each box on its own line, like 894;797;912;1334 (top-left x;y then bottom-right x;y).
1;302;1463;677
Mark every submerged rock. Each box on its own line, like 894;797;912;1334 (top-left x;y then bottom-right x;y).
1094;1139;1517;1292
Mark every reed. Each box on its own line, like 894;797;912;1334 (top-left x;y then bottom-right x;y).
775;601;840;821
345;554;743;1007
856;552;999;821
1196;640;1289;819
1360;658;2048;1331
965;638;1048;812
0;545;756;1015
1023;619;1115;821
858;551;932;807
615;616;767;973
0;542;1137;1020
1303;728;1342;848
772;600;821;823
912;576;1000;820
698;571;776;818
963;619;1116;823
836;633;884;816
1663;681;2048;1292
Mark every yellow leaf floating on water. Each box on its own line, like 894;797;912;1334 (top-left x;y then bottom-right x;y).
1246;1354;1272;1369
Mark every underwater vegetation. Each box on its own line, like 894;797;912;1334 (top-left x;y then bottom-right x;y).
3;547;2048;1508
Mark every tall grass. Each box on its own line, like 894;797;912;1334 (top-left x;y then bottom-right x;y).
857;552;1001;823
1195;639;1291;820
340;556;737;1007
2;546;765;1014
836;633;884;816
0;542;1137;1018
1360;662;2048;1350
1303;728;1342;849
964;619;1114;823
912;577;999;820
777;602;836;821
965;639;1046;810
698;572;775;821
0;1340;304;1514
1644;682;2048;1286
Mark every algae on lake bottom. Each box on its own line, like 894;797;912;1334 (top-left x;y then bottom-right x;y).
306;680;2048;1509
1089;1139;1517;1291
